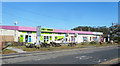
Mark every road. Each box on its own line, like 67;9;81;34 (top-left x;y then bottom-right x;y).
2;45;120;64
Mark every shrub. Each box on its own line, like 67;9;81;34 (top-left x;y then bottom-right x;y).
107;41;111;44
81;42;87;45
89;41;97;45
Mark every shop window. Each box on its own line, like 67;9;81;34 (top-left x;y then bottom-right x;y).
83;37;87;42
90;37;91;41
55;37;57;39
93;37;97;41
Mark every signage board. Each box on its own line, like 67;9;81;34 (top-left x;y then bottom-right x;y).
37;26;41;36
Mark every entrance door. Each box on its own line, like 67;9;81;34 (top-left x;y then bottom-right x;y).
25;35;28;43
71;36;75;43
29;36;31;43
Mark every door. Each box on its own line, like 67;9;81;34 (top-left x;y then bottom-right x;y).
29;36;31;43
25;35;28;43
83;37;87;42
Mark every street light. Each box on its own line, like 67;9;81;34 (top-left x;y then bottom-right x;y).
14;20;18;39
14;20;18;26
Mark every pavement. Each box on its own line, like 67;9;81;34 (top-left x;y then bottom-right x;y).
1;45;119;64
6;47;26;53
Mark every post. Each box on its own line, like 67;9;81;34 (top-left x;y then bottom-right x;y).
64;33;66;44
108;34;110;42
1;42;3;50
14;20;18;42
36;26;41;46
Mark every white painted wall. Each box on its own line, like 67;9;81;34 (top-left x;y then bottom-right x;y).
1;29;103;44
0;29;19;42
0;29;15;36
18;31;37;44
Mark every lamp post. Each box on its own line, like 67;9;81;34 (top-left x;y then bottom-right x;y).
14;20;18;42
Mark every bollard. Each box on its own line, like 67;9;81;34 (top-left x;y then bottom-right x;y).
1;42;3;50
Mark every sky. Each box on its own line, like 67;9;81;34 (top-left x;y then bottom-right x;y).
2;2;118;30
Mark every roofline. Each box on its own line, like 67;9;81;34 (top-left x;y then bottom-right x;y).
0;25;103;35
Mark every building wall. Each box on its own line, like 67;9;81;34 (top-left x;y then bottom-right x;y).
0;29;15;36
0;29;18;42
1;29;103;44
17;31;65;44
77;34;93;43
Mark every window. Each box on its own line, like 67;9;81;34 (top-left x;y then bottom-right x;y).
83;37;87;42
44;36;49;43
55;37;57;39
27;31;32;34
47;36;49;41
90;37;91;41
93;37;97;41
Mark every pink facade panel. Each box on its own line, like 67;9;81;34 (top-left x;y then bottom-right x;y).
53;29;93;34
0;25;19;30
18;26;36;31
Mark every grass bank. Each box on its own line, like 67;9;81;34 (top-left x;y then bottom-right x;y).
2;42;119;54
13;42;118;52
2;49;17;54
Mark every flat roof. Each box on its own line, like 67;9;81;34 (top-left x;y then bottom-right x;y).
0;25;103;35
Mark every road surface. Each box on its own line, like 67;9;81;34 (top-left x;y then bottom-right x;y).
2;45;120;64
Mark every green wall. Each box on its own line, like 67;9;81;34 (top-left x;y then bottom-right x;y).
20;35;24;42
40;36;44;41
55;36;64;40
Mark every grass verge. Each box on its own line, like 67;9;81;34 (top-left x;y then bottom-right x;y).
2;49;18;54
13;43;118;52
2;42;119;54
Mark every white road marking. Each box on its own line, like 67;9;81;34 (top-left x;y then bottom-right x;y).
37;59;41;60
79;57;82;59
81;56;86;58
75;56;93;60
104;59;107;61
98;59;101;63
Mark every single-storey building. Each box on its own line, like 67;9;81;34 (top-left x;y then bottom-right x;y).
0;25;103;44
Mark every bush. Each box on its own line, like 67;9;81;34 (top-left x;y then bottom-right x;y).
107;41;111;44
89;41;97;45
81;42;87;45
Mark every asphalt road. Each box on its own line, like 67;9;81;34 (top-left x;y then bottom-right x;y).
2;46;120;64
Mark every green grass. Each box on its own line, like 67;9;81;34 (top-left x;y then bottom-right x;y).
2;49;18;54
5;42;119;53
12;44;86;52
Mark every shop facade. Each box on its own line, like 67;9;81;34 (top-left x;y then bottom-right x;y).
0;25;103;44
